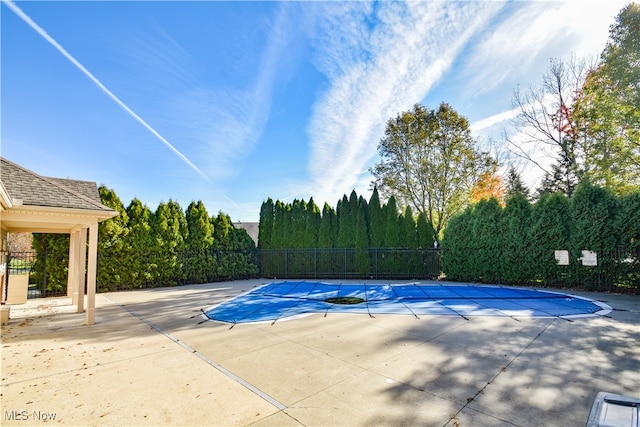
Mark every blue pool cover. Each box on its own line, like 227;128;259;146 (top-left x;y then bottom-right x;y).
203;281;611;324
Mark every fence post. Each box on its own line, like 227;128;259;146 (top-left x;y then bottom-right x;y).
42;249;47;297
3;253;10;302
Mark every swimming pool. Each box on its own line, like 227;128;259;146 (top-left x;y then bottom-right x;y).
202;281;612;325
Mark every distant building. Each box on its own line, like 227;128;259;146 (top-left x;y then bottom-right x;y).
234;221;258;246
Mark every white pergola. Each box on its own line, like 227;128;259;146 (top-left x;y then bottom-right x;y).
0;158;117;325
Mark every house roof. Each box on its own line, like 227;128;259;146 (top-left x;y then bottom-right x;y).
0;157;112;212
234;221;259;245
0;157;117;233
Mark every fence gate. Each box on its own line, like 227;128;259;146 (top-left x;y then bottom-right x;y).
2;251;68;300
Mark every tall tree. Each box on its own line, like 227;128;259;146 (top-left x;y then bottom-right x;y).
399;206;418;249
125;199;157;287
510;57;593;197
441;206;475;281
383;196;400;272
368;187;386;248
505;167;531;201
528;192;572;285
500;194;533;284
416;212;436;249
336;194;355;248
470;164;505;206
470;198;503;283
383;196;400;248
318;203;337;248
371;102;492;236
153;200;187;285
570;182;618;287
184;201;214;283
97;186;129;291
305;198;321;248
258;198;275;249
573;3;640;192
354;198;370;275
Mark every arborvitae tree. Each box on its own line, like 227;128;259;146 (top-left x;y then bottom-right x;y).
383;196;400;248
125;198;157;287
383;196;401;272
416;212;436;249
570;181;618;288
399;206;418;249
97;186;129;291
399;206;420;276
368;186;386;248
441;205;475;281
219;226;258;279
616;192;640;249
291;199;307;249
288;199;307;274
184;201;214;284
305;198;321;248
355;198;370;275
272;200;287;249
281;203;293;248
470;198;503;283
185;201;214;250
318;203;337;275
505;167;531;201
528;192;572;286
416;211;439;277
336;194;355;248
212;212;257;279
213;211;233;247
318;203;337;248
153;199;187;286
258;198;275;249
500;194;533;284
615;191;640;286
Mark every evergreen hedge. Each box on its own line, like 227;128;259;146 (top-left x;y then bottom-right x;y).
31;187;258;292
441;182;640;290
258;188;437;278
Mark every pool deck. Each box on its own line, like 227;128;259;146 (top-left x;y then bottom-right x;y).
1;279;639;426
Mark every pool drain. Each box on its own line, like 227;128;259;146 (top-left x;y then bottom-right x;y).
324;297;365;305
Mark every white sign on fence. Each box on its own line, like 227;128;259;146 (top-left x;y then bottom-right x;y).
581;250;598;266
555;250;570;266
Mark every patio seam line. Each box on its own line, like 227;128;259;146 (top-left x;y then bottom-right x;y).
104;296;288;411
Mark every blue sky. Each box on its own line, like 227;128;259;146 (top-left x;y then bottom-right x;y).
1;1;626;222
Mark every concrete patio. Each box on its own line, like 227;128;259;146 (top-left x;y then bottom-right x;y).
1;279;638;426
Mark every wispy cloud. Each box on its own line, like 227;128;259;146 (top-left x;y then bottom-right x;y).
123;3;293;181
1;0;210;182
462;0;627;125
461;1;625;99
303;1;504;205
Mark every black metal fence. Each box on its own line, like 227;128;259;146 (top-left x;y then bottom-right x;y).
1;251;67;300
258;248;442;280
2;246;637;300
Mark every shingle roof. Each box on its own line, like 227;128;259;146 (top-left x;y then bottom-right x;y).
0;157;113;212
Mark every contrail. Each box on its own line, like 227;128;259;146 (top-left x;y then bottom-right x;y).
3;0;209;182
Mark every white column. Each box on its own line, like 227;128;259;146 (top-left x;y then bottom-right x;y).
85;223;98;326
67;230;78;299
76;228;87;313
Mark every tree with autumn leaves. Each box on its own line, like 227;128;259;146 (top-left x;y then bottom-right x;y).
511;3;639;196
370;103;494;237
